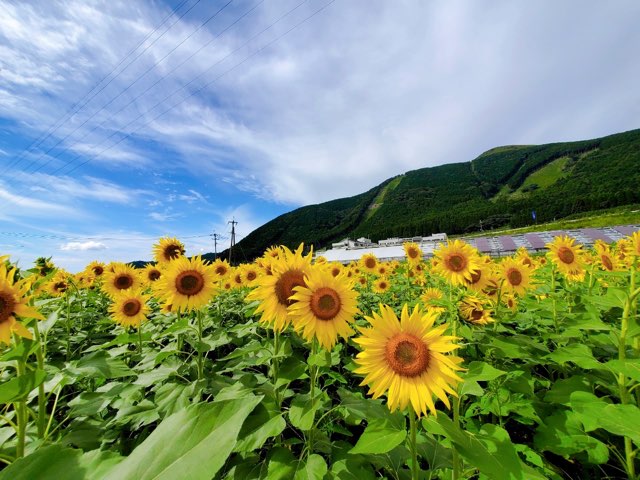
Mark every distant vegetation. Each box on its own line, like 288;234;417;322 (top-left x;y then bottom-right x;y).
218;128;640;262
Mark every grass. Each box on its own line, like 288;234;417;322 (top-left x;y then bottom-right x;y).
492;156;571;201
364;175;403;221
458;204;640;239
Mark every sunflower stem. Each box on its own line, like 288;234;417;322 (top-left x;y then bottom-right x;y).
273;330;281;408
409;410;419;480
15;355;27;458
65;293;71;361
307;340;319;458
196;309;204;381
137;320;143;355
33;323;46;438
550;266;559;335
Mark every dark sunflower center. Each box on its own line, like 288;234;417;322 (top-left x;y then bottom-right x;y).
557;247;575;264
385;333;430;377
310;287;341;321
175;271;205;296
274;269;306;306
469;269;482;284
247;271;257;281
331;268;340;277
215;266;228;276
507;268;523;286
234;274;242;284
602;255;613;271
123;299;141;316
379;281;388;290
522;258;533;267
364;258;376;269
446;254;466;272
55;281;68;292
115;275;133;290
0;292;16;323
93;266;104;276
148;270;161;281
408;247;419;259
471;308;484;321
164;245;183;261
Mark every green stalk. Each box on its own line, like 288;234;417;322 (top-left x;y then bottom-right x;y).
65;293;71;361
33;323;46;438
196;310;204;381
619;282;639;479
409;411;419;480
137;320;143;354
450;315;461;480
273;330;281;408
550;266;559;334
15;357;27;458
307;340;319;458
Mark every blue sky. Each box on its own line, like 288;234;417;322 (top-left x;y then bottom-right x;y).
1;0;639;271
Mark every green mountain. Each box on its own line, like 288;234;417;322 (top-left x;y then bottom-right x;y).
213;128;640;262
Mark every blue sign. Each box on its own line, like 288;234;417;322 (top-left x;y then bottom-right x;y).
532;210;537;220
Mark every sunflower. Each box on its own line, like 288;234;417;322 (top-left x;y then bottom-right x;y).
143;264;162;283
500;257;532;296
354;304;463;416
373;277;391;293
0;265;44;345
45;270;71;297
211;259;231;279
85;261;106;278
360;253;378;272
420;287;445;314
241;264;260;286
504;294;518;312
327;262;343;278
463;261;491;293
628;231;640;258
109;290;150;329
458;294;493;325
231;268;244;287
377;264;388;276
152;237;185;264
246;244;313;332
594;242;620;272
264;245;284;260
403;242;423;264
156;256;216;312
102;263;141;298
315;256;327;265
546;236;585;277
356;275;368;287
34;257;56;277
288;270;359;350
515;247;535;270
432;240;480;286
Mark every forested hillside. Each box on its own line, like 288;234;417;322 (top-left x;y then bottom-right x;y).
218;128;640;262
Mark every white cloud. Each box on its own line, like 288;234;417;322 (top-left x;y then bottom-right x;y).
60;240;107;251
149;211;181;222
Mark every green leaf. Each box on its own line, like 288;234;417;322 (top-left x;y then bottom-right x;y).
0;444;84;480
288;393;322;431
275;357;308;389
295;454;328;480
545;344;601;370
429;413;528;479
463;361;507;382
544;376;591;405
534;410;609;464
267;447;298;480
68;351;135;379
349;418;406;454
570;391;640;446
602;359;640;382
103;395;262;480
234;402;286;452
0;369;46;403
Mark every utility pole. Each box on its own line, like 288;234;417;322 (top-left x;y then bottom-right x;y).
228;218;238;265
210;233;222;260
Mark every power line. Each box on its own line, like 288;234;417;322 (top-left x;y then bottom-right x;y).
17;0;228;178
57;0;332;179
21;0;262;179
0;0;196;177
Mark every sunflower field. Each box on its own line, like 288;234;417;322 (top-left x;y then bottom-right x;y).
0;233;639;479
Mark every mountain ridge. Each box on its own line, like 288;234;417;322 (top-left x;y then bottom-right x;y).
210;128;640;262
